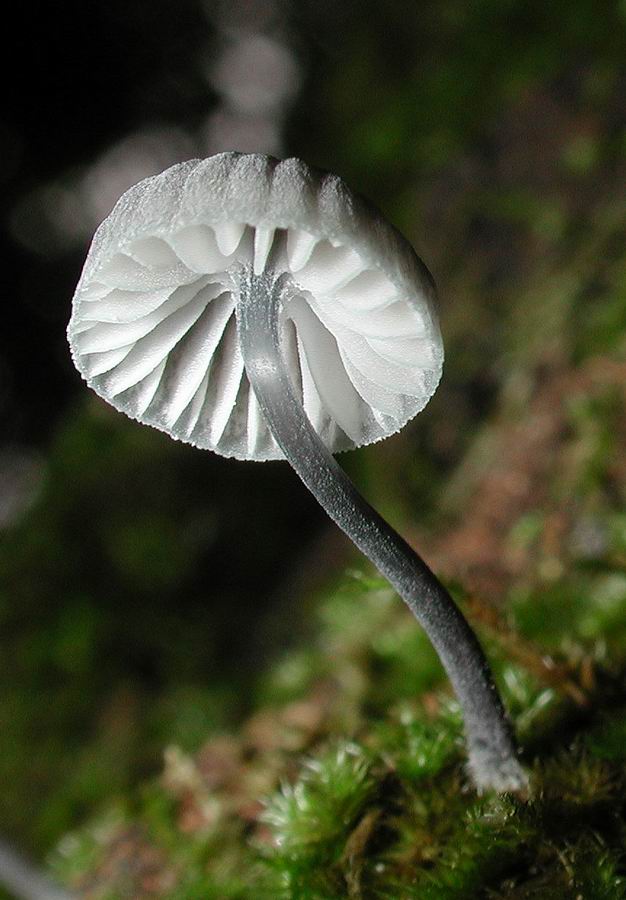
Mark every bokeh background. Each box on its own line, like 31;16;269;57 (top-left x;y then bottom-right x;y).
2;0;625;877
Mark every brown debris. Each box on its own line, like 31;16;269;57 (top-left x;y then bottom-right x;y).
343;809;381;898
78;826;176;899
433;359;626;602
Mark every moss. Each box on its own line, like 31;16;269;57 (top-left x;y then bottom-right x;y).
49;532;626;897
260;742;376;897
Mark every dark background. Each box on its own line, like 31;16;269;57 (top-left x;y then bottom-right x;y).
1;0;625;859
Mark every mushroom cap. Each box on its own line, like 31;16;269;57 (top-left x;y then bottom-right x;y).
68;153;443;461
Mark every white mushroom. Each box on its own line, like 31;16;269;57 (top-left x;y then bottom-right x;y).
68;152;527;792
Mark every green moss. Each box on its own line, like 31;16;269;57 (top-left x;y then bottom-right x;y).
585;710;626;762
260;742;376;897
374;702;462;784
50;537;626;896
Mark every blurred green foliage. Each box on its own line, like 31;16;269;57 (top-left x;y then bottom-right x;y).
0;406;323;849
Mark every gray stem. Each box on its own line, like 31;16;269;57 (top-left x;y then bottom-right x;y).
237;271;526;792
0;838;75;900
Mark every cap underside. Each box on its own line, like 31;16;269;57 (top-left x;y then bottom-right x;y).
68;156;443;460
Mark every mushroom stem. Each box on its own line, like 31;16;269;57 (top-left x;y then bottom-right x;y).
237;271;527;792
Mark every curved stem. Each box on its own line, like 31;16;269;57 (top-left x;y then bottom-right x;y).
237;271;526;792
0;837;75;900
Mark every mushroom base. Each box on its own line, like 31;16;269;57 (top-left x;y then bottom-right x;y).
236;269;528;794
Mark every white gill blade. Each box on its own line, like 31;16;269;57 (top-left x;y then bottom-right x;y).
289;299;364;443
371;406;396;430
306;294;427;395
83;277;217;329
71;318;100;336
314;292;426;340
325;419;342;448
97;286;214;397
340;351;406;420
157;293;236;428
282;318;303;404
296;332;324;433
77;286;175;324
246;385;263;457
126;236;180;268
334;330;427;397
253;226;275;275
356;301;427;340
81;344;135;379
75;279;216;353
286;229;318;271
77;281;110;302
96;252;197;293
167;225;229;273
335;269;398;311
76;314;160;355
207;318;245;445
123;358;168;417
96;253;152;289
213;221;246;256
179;368;211;440
367;334;439;369
296;243;363;295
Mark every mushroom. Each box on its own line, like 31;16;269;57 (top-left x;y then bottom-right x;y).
67;152;526;792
